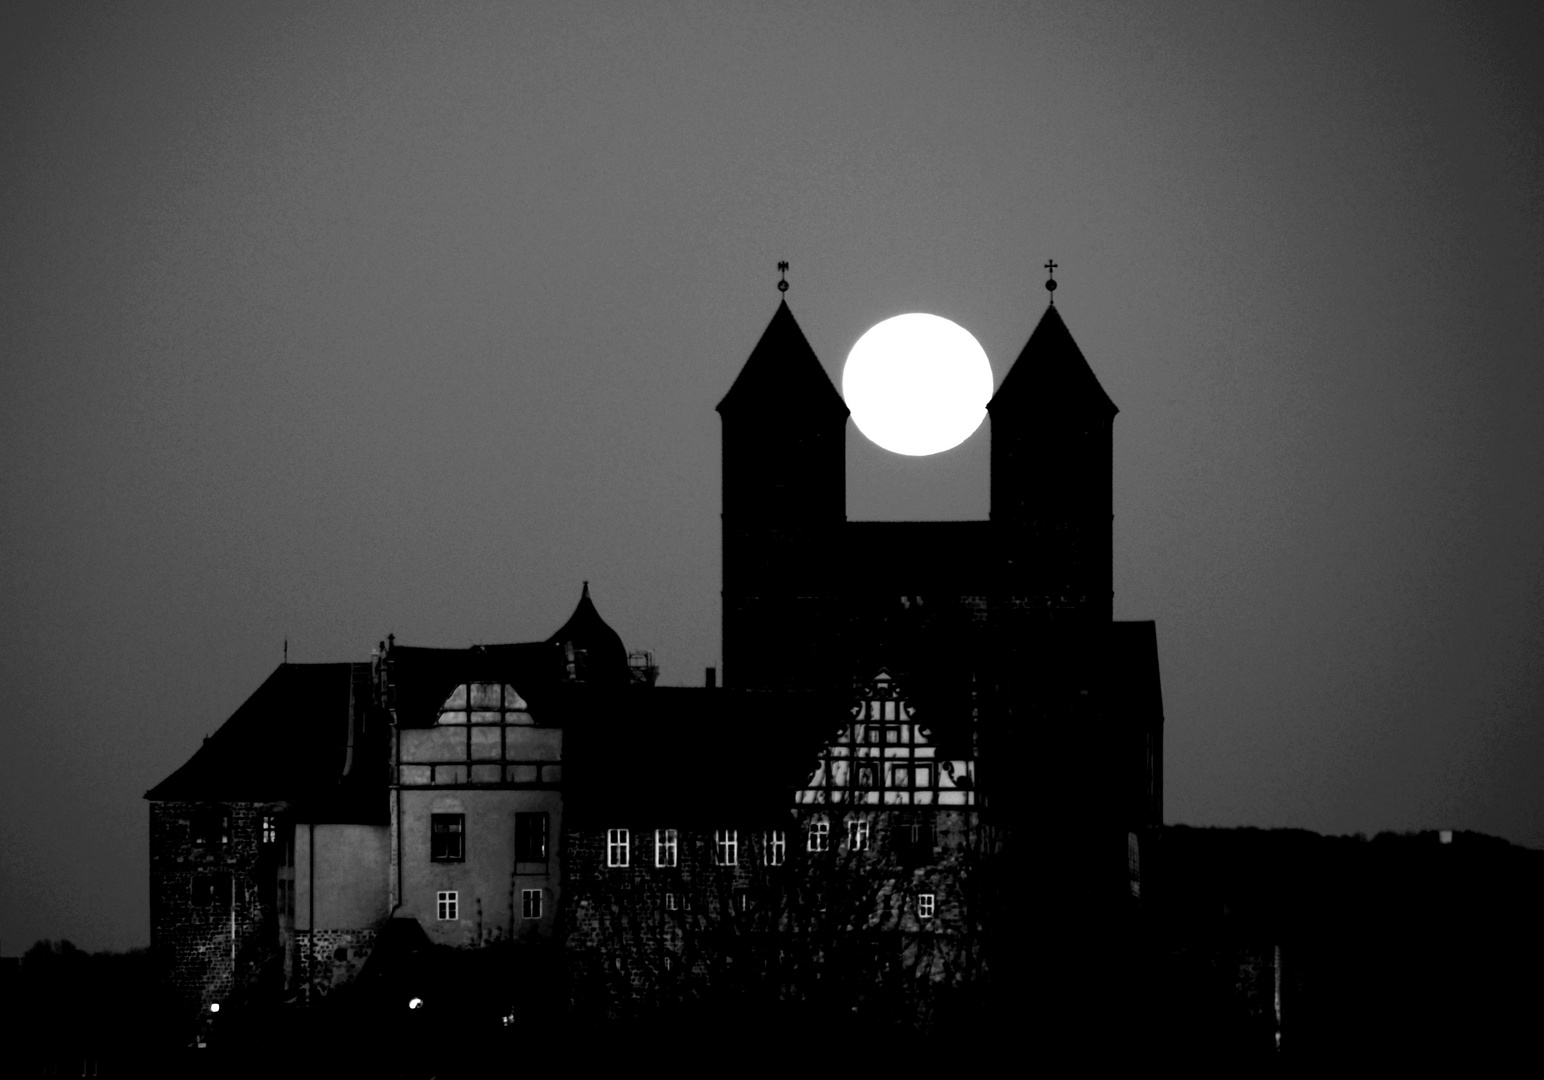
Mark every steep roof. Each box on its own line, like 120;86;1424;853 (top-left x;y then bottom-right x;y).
545;582;630;686
145;663;363;803
716;300;849;422
988;304;1117;419
384;642;562;728
387;585;631;727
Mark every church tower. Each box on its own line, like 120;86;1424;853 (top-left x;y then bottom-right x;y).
716;297;849;691
987;302;1117;622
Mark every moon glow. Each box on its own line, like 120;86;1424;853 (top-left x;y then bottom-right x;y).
841;313;994;456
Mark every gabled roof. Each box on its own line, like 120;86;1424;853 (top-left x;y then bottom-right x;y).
145;663;363;803
716;300;849;422
988;304;1117;419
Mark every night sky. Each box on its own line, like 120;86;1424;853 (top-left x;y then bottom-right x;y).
4;3;1542;954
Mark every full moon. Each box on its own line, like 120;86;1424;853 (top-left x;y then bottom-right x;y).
841;313;994;456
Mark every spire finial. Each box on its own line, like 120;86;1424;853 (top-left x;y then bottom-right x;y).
1044;259;1058;305
777;260;789;293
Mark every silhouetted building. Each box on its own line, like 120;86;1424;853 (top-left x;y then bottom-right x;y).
146;293;1164;1041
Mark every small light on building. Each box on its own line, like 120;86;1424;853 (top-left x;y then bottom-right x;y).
1439;830;1453;845
408;996;424;1010
209;1002;220;1014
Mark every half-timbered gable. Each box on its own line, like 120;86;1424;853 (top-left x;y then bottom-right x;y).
796;671;976;809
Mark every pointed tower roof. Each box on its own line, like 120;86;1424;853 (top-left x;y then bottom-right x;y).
988;304;1117;418
546;582;629;684
717;300;849;422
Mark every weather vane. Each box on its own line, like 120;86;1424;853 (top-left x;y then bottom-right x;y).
777;261;789;293
1045;259;1058;304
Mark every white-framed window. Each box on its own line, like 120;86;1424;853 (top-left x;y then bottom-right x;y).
606;828;630;868
655;828;678;868
917;893;935;920
764;830;786;866
261;815;277;844
848;817;870;851
664;892;677;911
807;817;829;853
521;889;543;919
437;890;458;921
714;829;738;866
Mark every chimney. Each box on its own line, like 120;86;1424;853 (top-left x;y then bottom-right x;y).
706;666;717;689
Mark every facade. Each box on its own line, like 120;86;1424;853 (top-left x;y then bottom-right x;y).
146;291;1164;1037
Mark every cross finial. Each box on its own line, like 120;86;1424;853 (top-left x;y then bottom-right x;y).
1044;259;1058;304
777;261;789;293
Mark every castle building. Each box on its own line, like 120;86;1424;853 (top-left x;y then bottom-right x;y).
146;287;1164;1036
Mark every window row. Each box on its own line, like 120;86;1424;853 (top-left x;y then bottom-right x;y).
434;889;544;921
654;890;937;921
429;812;548;863
603;819;933;868
185;811;280;846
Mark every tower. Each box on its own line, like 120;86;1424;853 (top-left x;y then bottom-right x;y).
987;303;1117;623
716;299;849;691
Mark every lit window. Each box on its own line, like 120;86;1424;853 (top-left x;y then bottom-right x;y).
437;682;531;725
848;817;870;851
515;812;548;862
607;829;630;868
764;830;786;867
917;893;935;920
664;892;677;911
437;890;458;921
888;763;910;789
521;889;543;919
715;829;738;866
655;828;678;868
855;762;878;789
807;817;829;853
430;814;464;862
261;816;277;844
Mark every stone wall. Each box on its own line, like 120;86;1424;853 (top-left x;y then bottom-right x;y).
293;927;380;1003
149;800;288;1019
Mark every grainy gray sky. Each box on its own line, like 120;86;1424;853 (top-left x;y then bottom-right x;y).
3;2;1541;952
